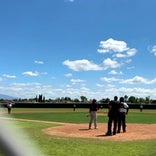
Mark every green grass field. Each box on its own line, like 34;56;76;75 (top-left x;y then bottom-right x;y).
0;108;156;156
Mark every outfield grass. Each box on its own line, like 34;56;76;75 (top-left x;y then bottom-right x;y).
0;108;156;156
2;108;156;124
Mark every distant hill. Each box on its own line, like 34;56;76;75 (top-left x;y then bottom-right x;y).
0;94;15;100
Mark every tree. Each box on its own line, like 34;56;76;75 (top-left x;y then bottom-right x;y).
73;98;80;102
80;96;87;102
138;97;145;103
99;98;110;104
42;96;45;102
128;96;137;103
124;95;128;102
38;94;43;102
145;96;150;104
64;97;71;103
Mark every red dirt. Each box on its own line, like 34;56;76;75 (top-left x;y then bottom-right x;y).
43;123;156;141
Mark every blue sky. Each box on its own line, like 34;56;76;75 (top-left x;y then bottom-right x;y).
0;0;156;100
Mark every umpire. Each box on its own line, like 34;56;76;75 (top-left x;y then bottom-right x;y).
106;96;119;135
117;97;129;133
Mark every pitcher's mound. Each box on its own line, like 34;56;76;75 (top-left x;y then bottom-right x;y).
43;123;156;141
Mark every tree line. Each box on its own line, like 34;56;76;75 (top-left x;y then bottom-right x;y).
2;94;154;104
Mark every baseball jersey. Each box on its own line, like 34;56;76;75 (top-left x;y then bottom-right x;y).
119;102;129;113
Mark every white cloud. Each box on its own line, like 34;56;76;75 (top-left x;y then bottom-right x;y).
121;76;146;84
97;38;128;53
108;70;117;75
127;66;135;69
100;75;156;85
97;38;137;58
34;60;44;64
103;58;121;69
104;87;156;99
126;48;137;57
63;58;122;71
121;76;156;84
22;71;47;77
2;74;16;78
114;48;137;58
125;59;132;63
0;82;43;98
63;59;103;71
66;0;75;2
63;39;137;72
65;84;72;88
80;86;90;91
96;83;105;87
108;70;123;75
1;80;156;100
114;53;126;58
64;73;72;77
100;77;120;83
0;77;4;82
22;71;40;77
70;79;85;84
10;82;41;87
106;84;116;88
151;45;156;56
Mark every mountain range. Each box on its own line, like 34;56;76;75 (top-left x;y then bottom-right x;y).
0;94;15;100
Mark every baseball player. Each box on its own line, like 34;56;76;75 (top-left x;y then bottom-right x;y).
7;102;12;114
88;99;99;129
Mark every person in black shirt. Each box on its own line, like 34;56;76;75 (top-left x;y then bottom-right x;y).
88;99;98;129
106;96;119;135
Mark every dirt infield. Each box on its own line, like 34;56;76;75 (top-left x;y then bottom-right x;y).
1;116;156;141
43;123;156;141
1;109;156;141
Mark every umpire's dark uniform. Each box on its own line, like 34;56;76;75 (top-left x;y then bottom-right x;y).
106;96;119;135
